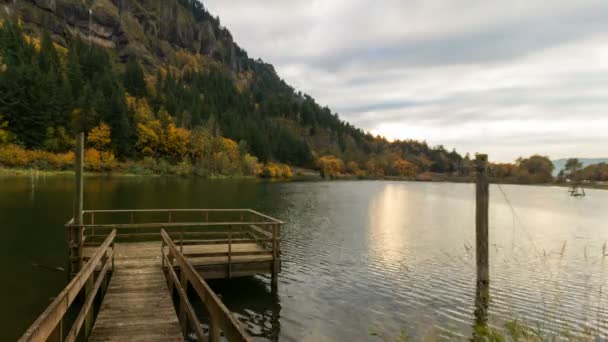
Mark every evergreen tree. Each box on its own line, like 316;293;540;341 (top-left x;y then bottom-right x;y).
123;57;146;97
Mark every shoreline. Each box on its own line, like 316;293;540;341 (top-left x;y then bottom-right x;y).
2;166;606;190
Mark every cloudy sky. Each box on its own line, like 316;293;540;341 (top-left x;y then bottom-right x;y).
204;0;608;162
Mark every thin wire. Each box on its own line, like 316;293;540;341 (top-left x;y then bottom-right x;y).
496;183;544;260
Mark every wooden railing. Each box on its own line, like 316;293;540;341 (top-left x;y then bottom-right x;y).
67;209;281;242
66;209;282;282
19;230;116;342
161;229;251;342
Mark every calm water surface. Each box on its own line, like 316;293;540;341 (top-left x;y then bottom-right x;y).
1;176;607;341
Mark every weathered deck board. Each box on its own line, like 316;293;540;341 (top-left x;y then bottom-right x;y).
87;243;183;342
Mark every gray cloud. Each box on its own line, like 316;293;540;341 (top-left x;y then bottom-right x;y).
204;0;608;162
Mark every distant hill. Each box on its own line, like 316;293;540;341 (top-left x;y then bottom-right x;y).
552;158;608;176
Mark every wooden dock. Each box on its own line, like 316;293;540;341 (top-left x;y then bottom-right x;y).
19;209;282;342
18;138;282;342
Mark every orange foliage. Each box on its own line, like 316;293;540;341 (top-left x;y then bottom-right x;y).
88;122;112;151
317;155;345;178
174;49;202;74
0;144;74;169
85;148;117;171
391;157;417;177
261;162;293;179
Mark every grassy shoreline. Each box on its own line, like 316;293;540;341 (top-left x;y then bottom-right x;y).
0;167;259;179
2;167;607;191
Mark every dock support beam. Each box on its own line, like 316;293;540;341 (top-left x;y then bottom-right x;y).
69;133;85;278
474;154;490;328
271;224;279;288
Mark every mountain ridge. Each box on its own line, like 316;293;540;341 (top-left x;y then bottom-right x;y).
0;0;467;177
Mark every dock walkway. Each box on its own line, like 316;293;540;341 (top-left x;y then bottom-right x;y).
88;243;182;342
19;209;282;342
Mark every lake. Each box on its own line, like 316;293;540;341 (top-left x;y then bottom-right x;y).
1;176;607;341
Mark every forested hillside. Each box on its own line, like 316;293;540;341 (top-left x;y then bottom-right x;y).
0;0;466;178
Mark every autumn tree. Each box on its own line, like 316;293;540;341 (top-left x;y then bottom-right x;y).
516;155;554;183
317;155;345;178
88;122;112;151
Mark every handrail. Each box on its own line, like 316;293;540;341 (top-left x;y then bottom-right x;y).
83;208;254;213
67;221;279;228
247;209;284;224
161;229;251;342
19;230;116;342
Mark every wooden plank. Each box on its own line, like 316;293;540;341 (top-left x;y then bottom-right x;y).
88;243;183;342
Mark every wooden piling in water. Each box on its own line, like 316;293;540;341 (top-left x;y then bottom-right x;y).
69;133;85;278
475;154;490;327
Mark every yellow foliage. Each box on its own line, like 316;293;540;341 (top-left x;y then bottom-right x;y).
262;162;293;179
188;128;212;161
22;33;68;55
23;34;41;51
126;96;154;123
136;120;161;157
164;124;190;159
0;144;74;169
242;154;262;176
85;148;117;171
391;157;417;177
174;49;202;74
317;155;345;178
220;138;239;161
88;122;112;151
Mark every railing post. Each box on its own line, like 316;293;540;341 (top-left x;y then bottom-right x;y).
180;229;184;253
474;154;490;329
271;224;279;287
228;225;232;278
84;276;94;339
178;270;188;334
209;309;221;342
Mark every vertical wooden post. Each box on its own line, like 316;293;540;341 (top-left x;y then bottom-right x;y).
84;276;94;339
74;133;84;225
209;308;221;342
271;224;279;288
178;270;188;334
69;133;85;278
475;154;490;328
228;225;232;278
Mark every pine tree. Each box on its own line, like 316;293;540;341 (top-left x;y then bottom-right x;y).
123;57;146;97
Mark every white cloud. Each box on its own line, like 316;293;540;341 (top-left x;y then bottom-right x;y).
204;0;608;162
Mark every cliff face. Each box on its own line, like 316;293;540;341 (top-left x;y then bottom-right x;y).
1;0;243;70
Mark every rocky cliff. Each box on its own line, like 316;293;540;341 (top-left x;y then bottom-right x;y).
1;0;244;70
